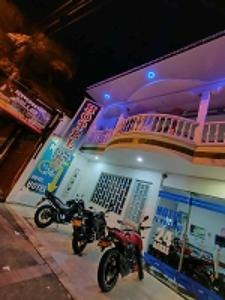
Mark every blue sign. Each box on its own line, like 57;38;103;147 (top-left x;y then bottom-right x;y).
144;253;222;300
153;206;184;233
26;98;101;194
25;137;73;194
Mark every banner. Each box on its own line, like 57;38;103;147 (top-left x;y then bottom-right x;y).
64;98;101;150
25;137;73;194
0;81;51;133
26;98;100;194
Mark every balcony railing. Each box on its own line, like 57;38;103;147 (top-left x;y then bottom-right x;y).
84;113;225;147
202;121;225;144
114;114;198;142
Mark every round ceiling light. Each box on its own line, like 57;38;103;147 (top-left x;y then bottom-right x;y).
147;71;156;79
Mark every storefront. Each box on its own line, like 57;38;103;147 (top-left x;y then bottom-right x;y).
145;186;225;300
0;80;62;200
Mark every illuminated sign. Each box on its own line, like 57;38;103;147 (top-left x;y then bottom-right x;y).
0;82;51;133
26;98;100;194
64;98;100;150
26;137;73;194
153;206;184;233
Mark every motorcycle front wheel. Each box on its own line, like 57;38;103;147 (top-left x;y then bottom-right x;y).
98;248;120;293
34;205;54;228
72;232;87;255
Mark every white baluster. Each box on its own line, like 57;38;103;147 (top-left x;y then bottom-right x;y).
149;115;155;132
161;117;168;133
167;118;173;135
181;120;187;138
175;120;180;136
186;122;192;140
155;116;161;132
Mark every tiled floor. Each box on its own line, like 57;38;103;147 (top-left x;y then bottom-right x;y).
7;203;184;300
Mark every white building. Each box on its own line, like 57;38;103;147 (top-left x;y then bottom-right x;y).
8;33;225;300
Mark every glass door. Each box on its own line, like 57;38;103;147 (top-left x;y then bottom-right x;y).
145;187;225;300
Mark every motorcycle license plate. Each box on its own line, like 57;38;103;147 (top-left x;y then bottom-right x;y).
72;219;82;227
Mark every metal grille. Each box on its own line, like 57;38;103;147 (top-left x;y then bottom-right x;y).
126;180;150;224
91;172;132;214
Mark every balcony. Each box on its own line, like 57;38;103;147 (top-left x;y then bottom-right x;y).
82;113;225;166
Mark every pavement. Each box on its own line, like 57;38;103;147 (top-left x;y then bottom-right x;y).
0;204;71;300
2;202;184;300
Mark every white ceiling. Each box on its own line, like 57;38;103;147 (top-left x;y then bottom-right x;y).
82;148;225;181
87;35;225;116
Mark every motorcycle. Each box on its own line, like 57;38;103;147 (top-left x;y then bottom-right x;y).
148;237;225;298
34;190;84;228
97;215;150;292
71;206;107;255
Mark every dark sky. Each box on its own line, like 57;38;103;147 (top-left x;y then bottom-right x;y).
13;0;225;113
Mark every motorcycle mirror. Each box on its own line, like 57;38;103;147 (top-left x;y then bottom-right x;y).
143;216;149;222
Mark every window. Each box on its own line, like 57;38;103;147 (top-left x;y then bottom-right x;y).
145;186;225;300
91;172;132;214
125;179;151;224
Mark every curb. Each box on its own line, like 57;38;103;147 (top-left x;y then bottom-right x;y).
6;204;78;300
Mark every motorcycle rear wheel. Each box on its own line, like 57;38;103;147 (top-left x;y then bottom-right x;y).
34;205;54;228
72;232;87;255
98;248;120;293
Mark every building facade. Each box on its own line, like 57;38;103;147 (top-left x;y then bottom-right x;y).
8;34;225;299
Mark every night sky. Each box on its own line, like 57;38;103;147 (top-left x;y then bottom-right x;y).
13;0;225;113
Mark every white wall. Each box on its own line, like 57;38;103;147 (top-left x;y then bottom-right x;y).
57;159;162;248
164;173;225;199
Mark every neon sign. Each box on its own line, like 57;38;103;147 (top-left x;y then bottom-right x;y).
64;99;100;150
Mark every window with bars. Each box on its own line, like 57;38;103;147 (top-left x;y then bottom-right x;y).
125;180;151;224
90;172;132;215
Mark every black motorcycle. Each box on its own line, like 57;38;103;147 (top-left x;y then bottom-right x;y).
34;190;84;228
72;206;107;255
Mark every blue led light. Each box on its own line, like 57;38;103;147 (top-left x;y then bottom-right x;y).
104;93;111;100
147;71;156;79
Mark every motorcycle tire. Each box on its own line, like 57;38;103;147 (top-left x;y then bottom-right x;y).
72;232;87;255
136;254;144;280
34;205;54;228
98;248;120;293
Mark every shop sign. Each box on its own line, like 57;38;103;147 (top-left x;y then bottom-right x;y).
26;98;101;194
153;206;184;233
0;82;51;133
153;227;173;255
64;98;100;150
25;137;73;194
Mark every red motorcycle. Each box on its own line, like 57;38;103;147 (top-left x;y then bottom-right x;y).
97;216;150;292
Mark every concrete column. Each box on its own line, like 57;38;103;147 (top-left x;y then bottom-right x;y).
194;91;211;143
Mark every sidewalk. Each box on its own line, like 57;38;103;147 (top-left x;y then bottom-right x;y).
6;203;184;300
0;204;72;300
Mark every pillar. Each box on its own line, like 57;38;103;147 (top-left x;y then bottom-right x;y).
194;91;211;143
